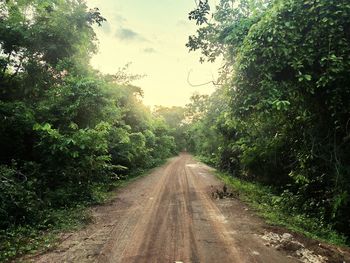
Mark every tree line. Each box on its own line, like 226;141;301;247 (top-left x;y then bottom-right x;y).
185;0;350;244
0;1;177;259
1;0;349;260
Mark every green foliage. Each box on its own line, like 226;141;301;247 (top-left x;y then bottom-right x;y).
0;164;41;229
153;106;187;151
187;0;350;244
0;0;177;261
216;171;347;246
0;205;91;262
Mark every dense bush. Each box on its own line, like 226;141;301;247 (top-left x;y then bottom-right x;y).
187;0;350;242
0;1;177;259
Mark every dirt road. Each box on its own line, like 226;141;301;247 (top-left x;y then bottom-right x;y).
26;154;349;263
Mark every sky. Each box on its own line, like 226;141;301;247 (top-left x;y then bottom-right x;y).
85;0;220;107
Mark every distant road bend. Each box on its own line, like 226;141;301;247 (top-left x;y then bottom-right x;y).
29;154;312;263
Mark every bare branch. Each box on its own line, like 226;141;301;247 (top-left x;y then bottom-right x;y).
187;69;220;87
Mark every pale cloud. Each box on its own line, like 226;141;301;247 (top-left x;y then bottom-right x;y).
101;21;111;34
115;14;127;24
86;0;221;107
143;47;156;54
115;27;147;42
176;19;187;27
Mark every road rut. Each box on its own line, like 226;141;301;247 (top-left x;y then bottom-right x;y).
26;154;313;262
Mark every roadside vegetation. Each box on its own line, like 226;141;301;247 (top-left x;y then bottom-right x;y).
216;171;347;246
185;0;350;246
1;0;349;261
0;1;177;261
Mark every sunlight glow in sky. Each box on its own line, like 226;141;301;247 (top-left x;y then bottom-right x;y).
86;0;220;107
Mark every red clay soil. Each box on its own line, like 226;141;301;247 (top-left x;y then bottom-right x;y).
22;153;350;263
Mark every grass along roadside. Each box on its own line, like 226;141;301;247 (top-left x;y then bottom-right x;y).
214;170;349;247
0;165;159;263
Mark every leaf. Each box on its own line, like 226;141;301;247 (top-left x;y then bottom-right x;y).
304;74;312;81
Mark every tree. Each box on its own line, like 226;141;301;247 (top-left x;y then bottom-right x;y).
0;1;177;260
153;106;187;151
187;0;350;241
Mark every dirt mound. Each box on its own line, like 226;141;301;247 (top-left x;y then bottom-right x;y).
262;227;350;263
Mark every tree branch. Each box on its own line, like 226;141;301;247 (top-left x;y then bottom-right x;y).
187;69;220;87
2;52;12;75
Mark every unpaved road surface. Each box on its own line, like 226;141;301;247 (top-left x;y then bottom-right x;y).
24;154;350;263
